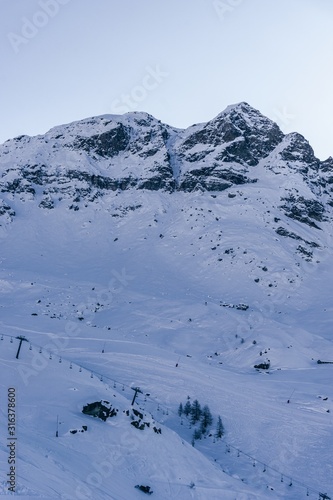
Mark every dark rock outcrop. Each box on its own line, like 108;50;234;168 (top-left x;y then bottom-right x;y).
82;401;118;421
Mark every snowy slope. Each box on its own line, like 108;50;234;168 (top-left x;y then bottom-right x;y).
2;335;268;499
0;103;333;499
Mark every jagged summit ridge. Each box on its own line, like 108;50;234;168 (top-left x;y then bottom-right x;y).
216;101;280;133
0;103;332;220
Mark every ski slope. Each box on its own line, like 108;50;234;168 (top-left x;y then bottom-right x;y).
0;187;332;499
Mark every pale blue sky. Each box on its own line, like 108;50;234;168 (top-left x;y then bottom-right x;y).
1;0;332;159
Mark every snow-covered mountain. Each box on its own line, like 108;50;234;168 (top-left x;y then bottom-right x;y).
0;103;333;499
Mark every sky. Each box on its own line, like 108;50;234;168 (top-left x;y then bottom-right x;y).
0;0;332;160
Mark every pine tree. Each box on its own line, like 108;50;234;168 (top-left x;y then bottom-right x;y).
183;400;192;417
200;405;213;434
199;419;207;435
178;402;183;417
190;399;202;424
193;428;202;441
215;415;224;439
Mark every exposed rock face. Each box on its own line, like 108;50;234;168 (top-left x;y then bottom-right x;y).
73;123;130;158
0;112;176;212
0;200;15;219
178;102;284;165
278;132;318;170
279;195;326;229
176;102;283;191
0;102;332;230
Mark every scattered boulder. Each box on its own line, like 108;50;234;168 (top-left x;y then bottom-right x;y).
70;426;88;434
254;363;270;370
131;419;151;431
129;408;153;431
220;302;249;311
132;409;143;420
135;485;153;495
131;421;146;430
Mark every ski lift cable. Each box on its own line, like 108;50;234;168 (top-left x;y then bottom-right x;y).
5;334;330;499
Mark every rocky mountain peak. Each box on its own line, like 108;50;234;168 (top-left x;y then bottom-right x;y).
0;103;332;227
278;132;318;168
216;101;277;130
174;103;285;191
319;156;333;172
